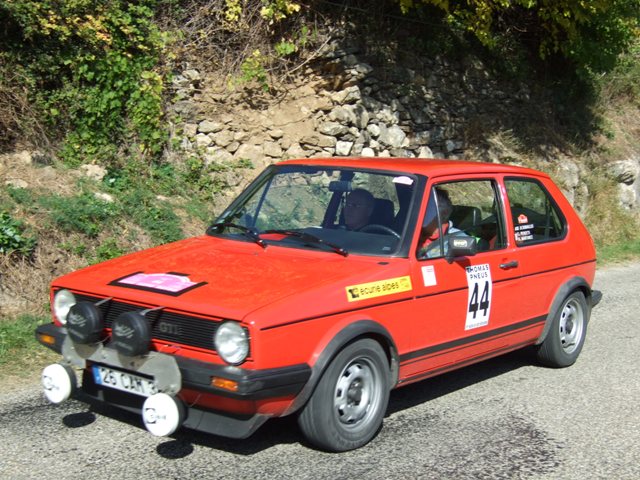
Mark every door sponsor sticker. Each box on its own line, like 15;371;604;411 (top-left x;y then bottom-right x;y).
421;265;437;287
465;264;492;330
514;223;534;242
346;276;412;302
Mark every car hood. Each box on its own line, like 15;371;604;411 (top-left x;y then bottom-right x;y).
53;235;411;327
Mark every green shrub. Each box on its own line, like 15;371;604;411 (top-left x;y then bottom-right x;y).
0;211;37;256
181;156;226;197
39;193;117;238
0;0;168;165
7;186;36;207
138;205;183;244
93;237;126;263
599;39;640;104
120;188;183;244
59;240;88;257
239;49;270;92
397;0;640;76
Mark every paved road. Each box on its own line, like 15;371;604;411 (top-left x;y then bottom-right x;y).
1;264;639;479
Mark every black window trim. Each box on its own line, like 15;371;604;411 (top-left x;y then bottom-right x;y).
416;177;509;260
504;176;568;247
208;164;426;259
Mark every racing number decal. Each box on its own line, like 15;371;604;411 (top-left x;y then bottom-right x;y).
465;264;492;330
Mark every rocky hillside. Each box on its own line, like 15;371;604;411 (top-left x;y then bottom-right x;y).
1;9;639;321
169;38;640;216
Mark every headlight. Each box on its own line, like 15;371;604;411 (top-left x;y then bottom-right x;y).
53;289;76;325
214;322;249;365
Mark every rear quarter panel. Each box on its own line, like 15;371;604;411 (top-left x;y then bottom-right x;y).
507;175;596;320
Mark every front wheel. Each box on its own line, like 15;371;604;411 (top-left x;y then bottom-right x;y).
297;339;390;452
537;291;589;368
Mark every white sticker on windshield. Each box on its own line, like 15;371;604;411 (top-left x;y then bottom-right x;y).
392;176;414;185
465;264;492;330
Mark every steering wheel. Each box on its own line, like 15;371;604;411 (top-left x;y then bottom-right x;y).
358;224;401;239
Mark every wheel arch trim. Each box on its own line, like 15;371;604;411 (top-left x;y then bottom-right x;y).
536;276;592;345
284;320;398;416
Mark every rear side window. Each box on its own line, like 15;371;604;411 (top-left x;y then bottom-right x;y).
505;178;565;246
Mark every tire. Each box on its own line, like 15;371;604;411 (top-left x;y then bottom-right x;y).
537;291;589;368
297;339;390;452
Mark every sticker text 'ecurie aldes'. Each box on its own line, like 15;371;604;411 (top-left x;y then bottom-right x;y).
346;276;412;302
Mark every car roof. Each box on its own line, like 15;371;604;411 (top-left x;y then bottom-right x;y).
278;157;549;179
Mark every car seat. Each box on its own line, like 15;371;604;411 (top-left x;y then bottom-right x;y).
370;198;395;228
450;205;481;230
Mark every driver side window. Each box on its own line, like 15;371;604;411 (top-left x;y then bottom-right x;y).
417;180;506;259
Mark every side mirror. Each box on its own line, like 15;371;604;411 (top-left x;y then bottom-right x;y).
445;236;477;264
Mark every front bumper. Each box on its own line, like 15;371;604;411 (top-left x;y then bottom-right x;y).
36;323;311;438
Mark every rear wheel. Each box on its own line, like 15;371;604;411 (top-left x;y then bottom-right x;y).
537;291;589;367
298;339;390;452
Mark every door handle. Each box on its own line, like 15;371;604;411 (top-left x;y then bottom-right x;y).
500;260;519;269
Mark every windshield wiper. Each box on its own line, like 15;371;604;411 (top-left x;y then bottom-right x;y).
210;222;266;249
264;229;348;257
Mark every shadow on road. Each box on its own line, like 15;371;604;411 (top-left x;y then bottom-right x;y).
386;346;535;415
62;346;536;457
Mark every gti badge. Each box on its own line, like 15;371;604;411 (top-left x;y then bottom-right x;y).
158;322;180;336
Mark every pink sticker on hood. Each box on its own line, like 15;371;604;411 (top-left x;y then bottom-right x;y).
117;273;198;293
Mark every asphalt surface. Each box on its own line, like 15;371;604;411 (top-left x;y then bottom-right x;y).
1;263;639;479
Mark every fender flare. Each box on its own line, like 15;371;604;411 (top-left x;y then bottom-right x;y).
536;276;592;345
284;320;399;416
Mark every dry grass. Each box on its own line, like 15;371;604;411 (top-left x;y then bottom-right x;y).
1;152;94;319
0;69;52;152
590;40;640;164
590;101;640;164
578;54;640;250
0;150;77;196
583;172;640;245
0;345;58;388
0;233;88;318
465;127;530;164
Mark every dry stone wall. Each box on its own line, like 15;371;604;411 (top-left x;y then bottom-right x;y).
169;41;640;213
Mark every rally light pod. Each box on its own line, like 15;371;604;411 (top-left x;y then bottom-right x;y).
111;311;151;357
67;301;104;344
142;393;185;437
42;363;77;404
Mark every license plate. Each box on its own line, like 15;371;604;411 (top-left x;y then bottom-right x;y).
92;365;157;397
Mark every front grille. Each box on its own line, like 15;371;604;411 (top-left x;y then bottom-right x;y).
74;293;219;351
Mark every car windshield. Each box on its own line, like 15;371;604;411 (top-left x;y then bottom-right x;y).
208;164;418;256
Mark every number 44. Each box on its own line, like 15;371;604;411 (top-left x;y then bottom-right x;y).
468;281;490;319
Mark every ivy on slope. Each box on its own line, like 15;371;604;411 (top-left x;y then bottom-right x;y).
396;0;640;75
0;0;168;166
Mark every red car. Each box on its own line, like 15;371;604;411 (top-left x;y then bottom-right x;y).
36;158;601;451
